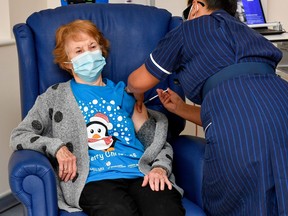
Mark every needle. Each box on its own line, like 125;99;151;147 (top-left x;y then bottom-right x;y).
144;89;168;104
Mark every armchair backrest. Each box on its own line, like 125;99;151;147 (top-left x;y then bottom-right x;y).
13;3;185;138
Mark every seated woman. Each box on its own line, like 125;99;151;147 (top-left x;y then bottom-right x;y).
10;20;185;216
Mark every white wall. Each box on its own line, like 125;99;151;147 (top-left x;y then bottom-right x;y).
1;1;11;40
155;0;186;16
267;0;288;30
0;0;50;199
9;0;47;33
0;44;20;198
0;0;287;198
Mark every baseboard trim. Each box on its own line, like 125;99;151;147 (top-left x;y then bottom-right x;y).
0;192;20;213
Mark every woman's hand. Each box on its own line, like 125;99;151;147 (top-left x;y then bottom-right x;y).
56;146;77;182
142;167;172;191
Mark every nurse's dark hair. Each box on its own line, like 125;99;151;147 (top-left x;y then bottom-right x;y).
187;0;237;16
205;0;237;16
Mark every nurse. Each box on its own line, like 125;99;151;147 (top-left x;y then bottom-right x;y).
127;0;288;215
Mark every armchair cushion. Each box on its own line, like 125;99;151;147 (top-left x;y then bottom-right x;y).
172;135;206;207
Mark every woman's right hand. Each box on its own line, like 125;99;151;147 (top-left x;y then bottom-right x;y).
56;146;77;182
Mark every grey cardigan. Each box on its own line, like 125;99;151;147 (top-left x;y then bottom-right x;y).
10;80;183;212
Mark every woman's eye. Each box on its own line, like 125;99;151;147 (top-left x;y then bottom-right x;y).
90;42;99;49
90;45;97;50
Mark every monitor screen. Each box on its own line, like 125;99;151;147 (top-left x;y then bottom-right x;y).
236;0;266;24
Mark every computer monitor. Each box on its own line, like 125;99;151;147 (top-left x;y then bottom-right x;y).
236;0;266;25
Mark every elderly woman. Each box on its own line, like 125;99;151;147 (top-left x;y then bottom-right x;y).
10;20;185;216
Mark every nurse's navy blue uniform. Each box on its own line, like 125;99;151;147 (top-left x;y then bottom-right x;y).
145;9;288;215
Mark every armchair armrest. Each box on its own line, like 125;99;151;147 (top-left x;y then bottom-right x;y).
171;135;206;208
8;150;58;216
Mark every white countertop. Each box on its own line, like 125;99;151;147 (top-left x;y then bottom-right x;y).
264;32;288;41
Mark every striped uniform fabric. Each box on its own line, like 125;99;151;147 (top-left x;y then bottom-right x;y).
145;10;282;105
145;9;288;216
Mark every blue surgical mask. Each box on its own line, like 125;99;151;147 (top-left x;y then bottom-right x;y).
71;50;106;83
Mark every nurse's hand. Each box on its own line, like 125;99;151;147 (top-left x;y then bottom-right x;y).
157;88;202;126
157;88;185;114
134;92;145;113
56;146;77;182
125;86;145;113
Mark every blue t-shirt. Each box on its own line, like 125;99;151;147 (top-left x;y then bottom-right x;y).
71;79;144;183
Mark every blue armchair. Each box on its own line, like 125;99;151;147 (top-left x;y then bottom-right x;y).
9;3;206;216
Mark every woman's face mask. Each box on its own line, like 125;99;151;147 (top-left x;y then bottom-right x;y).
71;50;106;83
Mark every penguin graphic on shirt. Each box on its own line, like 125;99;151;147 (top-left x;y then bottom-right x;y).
86;113;118;152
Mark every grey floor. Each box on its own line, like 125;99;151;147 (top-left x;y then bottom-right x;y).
0;204;24;216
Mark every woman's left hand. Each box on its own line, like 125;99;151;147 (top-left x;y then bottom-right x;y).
142;167;172;191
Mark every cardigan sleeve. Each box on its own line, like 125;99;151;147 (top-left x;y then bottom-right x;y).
136;114;156;149
151;141;173;177
138;109;173;176
10;86;66;157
